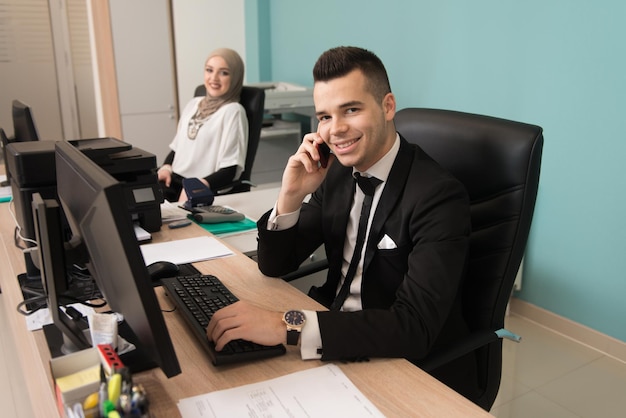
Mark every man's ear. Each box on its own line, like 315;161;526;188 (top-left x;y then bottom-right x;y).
383;92;396;121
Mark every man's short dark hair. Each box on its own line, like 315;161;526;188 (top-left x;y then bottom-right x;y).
313;46;392;102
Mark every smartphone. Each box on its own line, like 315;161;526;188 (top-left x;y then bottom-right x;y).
317;142;331;168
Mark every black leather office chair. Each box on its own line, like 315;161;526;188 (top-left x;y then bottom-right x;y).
395;108;543;410
194;84;265;194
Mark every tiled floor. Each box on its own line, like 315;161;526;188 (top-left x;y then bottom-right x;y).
491;314;626;417
250;132;300;185
2;288;625;417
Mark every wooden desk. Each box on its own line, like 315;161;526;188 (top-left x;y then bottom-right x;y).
0;202;491;417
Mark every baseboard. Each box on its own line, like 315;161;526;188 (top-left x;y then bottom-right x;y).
509;297;626;364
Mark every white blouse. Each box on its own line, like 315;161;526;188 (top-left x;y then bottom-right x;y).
169;97;248;180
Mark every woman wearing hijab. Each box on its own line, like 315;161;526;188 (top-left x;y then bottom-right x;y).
158;48;248;202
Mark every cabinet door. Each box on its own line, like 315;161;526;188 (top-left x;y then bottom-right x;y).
108;0;177;156
121;113;177;163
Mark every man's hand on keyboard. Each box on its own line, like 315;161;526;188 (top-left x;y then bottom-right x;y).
206;301;286;350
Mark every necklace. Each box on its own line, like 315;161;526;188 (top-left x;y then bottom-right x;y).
187;110;209;140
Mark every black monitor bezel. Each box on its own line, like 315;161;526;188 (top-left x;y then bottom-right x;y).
12;100;39;142
31;193;92;352
54;140;181;377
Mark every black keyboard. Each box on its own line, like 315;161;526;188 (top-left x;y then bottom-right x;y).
161;274;286;365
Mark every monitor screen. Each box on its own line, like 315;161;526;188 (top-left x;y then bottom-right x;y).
53;140;181;377
12;99;39;142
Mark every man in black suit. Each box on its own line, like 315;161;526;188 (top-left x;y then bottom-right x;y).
207;46;476;398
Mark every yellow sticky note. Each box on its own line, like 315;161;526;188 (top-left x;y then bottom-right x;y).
55;364;101;392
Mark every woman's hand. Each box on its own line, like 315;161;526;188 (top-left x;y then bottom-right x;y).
157;165;173;186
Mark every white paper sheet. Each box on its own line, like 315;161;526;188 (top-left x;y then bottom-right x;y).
176;364;385;418
140;236;233;266
0;175;11;199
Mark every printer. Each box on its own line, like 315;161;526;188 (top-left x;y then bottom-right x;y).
6;138;163;251
248;81;313;110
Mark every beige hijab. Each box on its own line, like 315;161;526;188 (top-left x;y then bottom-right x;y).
195;48;244;120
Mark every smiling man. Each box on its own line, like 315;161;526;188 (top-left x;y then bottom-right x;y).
206;46;478;400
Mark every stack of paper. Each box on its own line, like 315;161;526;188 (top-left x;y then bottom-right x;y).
177;364;384;418
140;236;233;266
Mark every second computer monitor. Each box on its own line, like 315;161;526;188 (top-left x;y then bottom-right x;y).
12;99;40;142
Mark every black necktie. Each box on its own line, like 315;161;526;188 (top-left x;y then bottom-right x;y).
330;173;382;311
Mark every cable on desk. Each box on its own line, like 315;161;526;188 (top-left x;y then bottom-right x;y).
7;198;37;249
16;279;108;317
15;296;47;316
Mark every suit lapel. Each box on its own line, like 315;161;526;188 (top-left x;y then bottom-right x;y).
363;138;414;270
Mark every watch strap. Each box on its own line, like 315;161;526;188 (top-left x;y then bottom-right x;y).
286;328;300;345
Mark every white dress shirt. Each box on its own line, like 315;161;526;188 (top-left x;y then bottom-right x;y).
267;135;400;359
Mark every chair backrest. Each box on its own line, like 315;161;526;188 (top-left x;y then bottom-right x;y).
395;108;543;404
194;85;265;193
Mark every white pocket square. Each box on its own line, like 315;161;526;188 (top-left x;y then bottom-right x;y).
377;234;397;249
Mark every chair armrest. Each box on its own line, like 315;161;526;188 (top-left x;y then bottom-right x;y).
418;328;521;372
214;179;257;195
281;259;329;282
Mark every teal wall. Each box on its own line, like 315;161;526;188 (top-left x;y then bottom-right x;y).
245;1;626;343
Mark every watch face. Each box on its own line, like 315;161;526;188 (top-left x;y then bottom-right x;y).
284;310;305;326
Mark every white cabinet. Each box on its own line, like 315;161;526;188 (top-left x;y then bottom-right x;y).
108;0;177;163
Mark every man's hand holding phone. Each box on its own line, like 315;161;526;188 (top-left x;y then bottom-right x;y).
317;141;331;168
277;132;332;215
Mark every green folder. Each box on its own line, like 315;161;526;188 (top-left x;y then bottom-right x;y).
196;217;257;236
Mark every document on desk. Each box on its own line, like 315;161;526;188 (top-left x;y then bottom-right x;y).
177;364;384;418
160;200;189;222
140;236;234;266
0;175;11;202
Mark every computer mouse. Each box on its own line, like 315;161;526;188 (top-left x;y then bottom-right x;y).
147;261;180;281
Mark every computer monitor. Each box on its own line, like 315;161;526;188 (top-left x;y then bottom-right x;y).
1;128;11;186
45;140;181;377
12;100;39;142
31;193;90;351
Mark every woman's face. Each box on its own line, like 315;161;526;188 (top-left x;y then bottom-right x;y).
204;55;231;98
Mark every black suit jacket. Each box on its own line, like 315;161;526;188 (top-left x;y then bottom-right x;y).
257;137;473;387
